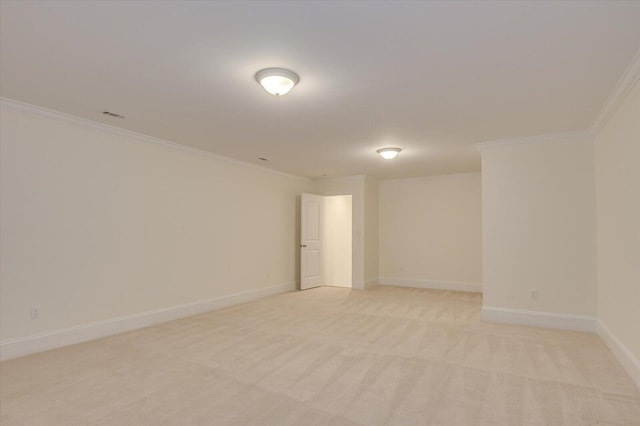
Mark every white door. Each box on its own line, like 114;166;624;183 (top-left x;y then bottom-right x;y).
300;193;323;290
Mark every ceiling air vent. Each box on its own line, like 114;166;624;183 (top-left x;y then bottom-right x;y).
102;111;125;118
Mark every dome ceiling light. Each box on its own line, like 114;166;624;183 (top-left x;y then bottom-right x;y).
255;68;299;96
377;147;402;160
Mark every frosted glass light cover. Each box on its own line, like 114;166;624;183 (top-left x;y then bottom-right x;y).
260;75;295;96
377;148;401;159
255;68;299;96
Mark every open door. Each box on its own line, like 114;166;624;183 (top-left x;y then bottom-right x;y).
300;193;323;290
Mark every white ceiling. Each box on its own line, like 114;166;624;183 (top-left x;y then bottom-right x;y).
2;1;639;179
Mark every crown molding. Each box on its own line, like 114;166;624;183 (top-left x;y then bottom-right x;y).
475;130;589;152
0;97;310;182
589;48;640;135
314;174;367;183
476;50;640;152
380;171;481;183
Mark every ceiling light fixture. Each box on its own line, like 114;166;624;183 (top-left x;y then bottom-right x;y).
377;147;401;160
255;68;299;96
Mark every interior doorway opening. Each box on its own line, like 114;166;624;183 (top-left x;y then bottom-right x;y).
323;195;352;288
300;193;353;290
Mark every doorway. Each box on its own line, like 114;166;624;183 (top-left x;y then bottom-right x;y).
300;193;353;290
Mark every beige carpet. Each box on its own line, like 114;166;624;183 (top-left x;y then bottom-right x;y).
1;286;639;425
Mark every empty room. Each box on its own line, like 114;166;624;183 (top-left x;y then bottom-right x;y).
1;1;639;425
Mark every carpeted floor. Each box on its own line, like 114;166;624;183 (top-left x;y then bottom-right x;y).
1;286;639;425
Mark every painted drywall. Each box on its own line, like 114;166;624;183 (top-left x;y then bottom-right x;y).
0;101;311;345
364;176;379;286
312;176;365;289
322;195;352;288
594;81;640;362
479;132;597;316
379;173;482;286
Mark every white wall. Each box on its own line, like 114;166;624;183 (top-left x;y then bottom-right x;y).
322;195;352;288
594;82;640;369
478;132;597;321
379;173;482;291
0;101;311;358
313;176;366;289
364;176;379;287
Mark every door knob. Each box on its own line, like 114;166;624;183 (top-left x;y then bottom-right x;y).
300;244;307;248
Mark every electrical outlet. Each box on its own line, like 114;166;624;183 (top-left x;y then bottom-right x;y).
31;305;40;319
529;289;538;300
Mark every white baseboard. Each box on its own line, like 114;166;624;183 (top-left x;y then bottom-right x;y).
0;282;296;361
379;277;482;293
333;280;377;290
597;320;640;389
482;306;597;332
364;279;379;290
352;280;365;291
